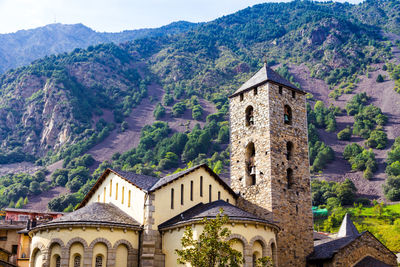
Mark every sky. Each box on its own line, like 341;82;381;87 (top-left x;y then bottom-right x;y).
0;0;364;34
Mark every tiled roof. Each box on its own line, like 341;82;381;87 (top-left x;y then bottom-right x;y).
337;213;359;238
308;235;358;260
230;63;304;98
37;202;140;228
115;170;159;191
4;208;64;214
158;200;277;230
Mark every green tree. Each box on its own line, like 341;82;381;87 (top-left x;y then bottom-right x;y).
153;103;166;119
337;126;352;141
176;209;243;267
376;74;384;83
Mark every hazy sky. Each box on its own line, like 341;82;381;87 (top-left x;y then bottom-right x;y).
0;0;363;34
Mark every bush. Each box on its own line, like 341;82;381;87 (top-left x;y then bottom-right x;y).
153;103;166;119
383;176;400;201
192;105;203;120
337;127;352;140
366;129;387;149
172;102;187;117
163;94;174;106
376;74;384;83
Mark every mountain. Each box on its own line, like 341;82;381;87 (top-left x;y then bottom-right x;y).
0;21;198;73
1;0;400;211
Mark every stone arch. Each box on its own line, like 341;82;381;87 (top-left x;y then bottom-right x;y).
284;104;292;125
249;236;268;257
113;239;137;267
228;233;250;265
30;242;47;267
89;237;113;267
245;142;256;186
65;237;88;267
46;239;66;267
268;239;278;267
245;105;254;126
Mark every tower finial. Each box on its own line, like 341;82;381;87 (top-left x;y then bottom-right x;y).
263;54;268;67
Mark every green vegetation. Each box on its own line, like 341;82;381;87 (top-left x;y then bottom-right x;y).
337;126;352;141
311;179;357;207
153;103;166;119
329;81;357;100
383;137;400;201
376;74;384;83
345;93;387;148
343;143;377;179
0;169;51;208
386;62;400;93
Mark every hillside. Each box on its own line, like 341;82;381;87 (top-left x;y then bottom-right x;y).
0;21;197;73
1;0;400;211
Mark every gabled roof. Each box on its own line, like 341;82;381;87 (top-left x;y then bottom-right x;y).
149;164;237;198
337;213;359;238
33;202;140;230
229;63;305;98
78;164;236;209
353;256;392;267
158;200;278;230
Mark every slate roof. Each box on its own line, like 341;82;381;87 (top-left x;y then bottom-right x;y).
35;202;140;229
308;235;358;260
115;170;159;191
230;63;305;98
337;213;359;238
158;200;277;230
353;256;392;267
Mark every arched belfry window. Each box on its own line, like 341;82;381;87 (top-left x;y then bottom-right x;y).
245;106;254;126
286;142;293;160
246;142;256;186
55;256;61;267
284;105;292;125
287;168;294;189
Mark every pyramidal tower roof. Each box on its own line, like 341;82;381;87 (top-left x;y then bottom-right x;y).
229;62;305;98
337;213;359;238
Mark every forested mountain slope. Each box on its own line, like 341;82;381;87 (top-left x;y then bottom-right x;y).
1;0;400;211
0;21;197;73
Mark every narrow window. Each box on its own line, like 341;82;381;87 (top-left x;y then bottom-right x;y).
97;195;100;202
254;88;258;96
122;186;125;204
246;142;256;186
190;181;193;201
227;198;230;203
109;180;112;197
245;106;254;126
279;86;282;95
181;184;184;205
292;90;296;98
284;105;292;125
115;183;118;200
55;256;61;267
95;255;103;267
286;141;293;160
287;168;294;189
200;176;203;197
209;185;212;203
240;93;244;101
218;191;221;200
171;188;174;209
128;190;131;207
103;187;106;203
74;255;81;267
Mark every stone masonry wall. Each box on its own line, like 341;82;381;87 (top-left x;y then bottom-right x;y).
230;81;314;267
332;232;397;267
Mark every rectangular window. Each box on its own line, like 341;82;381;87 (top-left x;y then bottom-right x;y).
110;180;112;197
292;90;296;98
279;86;282;95
254;88;258;96
181;184;184;205
103;187;106;203
218;191;221;200
171;188;174;209
240;93;244;101
122;186;125;204
227;199;230;203
200;176;203;197
12;245;18;254
209;185;212;203
97;195;100;202
128;190;131;207
190;181;193;201
116;183;118;200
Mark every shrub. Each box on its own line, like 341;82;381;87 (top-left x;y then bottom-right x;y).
192;105;203;120
172;102;187;117
337;127;352;140
383;176;400;201
366;129;387;149
376;74;384;83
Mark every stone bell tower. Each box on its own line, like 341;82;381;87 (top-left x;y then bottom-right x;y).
229;62;313;266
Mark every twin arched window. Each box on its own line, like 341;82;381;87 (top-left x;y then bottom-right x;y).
74;255;81;267
95;255;103;267
246;142;256;186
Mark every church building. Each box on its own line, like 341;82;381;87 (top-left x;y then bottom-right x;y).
28;63;398;267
